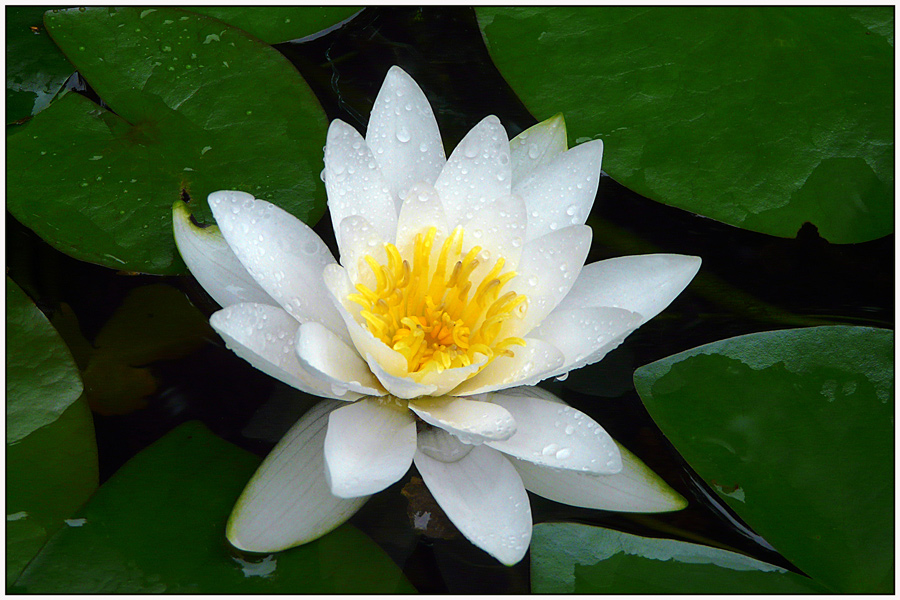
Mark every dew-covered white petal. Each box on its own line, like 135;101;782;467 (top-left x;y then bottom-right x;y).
325;120;398;250
417;426;474;463
515;140;603;242
434;115;512;229
557;254;702;325
461;193;527;279
500;225;592;338
208;191;349;342
531;306;643;379
407;396;516;444
173;201;276;308
510;442;688;513
509;113;568;185
295;321;385;397
415;445;532;566
366;65;446;211
338;214;388;284
485;388;622;474
394;181;450;258
414;357;487;397
451;338;565;395
210;303;361;402
226;400;369;552
324;396;417;498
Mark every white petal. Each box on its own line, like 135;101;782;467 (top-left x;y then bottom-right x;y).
408;396;516;444
515;140;603;242
434;115;512;229
173;201;276;308
366;65;446;211
531;306;643;379
557;254;702;325
324;397;417;498
394;181;450;259
484;389;622;474
295;321;385;396
324;120;398;250
226;400;369;552
511;442;688;513
322;263;409;378
367;355;437;399
338;214;387;284
501;225;592;338
210;303;361;402
510;113;568;186
450;338;565;395
414;357;488;397
417;426;473;463
415;445;532;565
208;191;349;343
460;193;527;279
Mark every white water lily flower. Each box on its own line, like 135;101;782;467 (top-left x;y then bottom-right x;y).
173;66;701;566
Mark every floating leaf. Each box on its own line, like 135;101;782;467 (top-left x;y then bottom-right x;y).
531;523;828;593
7;398;99;587
8;7;328;274
185;6;362;44
6;6;73;123
13;421;413;593
478;7;893;243
633;326;893;593
6;276;83;443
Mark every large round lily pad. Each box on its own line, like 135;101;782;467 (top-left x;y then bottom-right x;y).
478;7;893;243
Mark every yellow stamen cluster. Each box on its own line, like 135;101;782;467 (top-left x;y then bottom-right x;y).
348;227;527;380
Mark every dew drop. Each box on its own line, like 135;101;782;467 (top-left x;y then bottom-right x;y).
564;424;575;435
555;447;572;460
565;204;578;216
396;127;411;143
541;443;559;456
527;144;540;159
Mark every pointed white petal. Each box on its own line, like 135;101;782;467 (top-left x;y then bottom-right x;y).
501;225;592;338
434;116;512;229
460;193;527;279
408;396;516;444
295;322;385;396
226;400;369;552
394;181;450;258
557;254;702;325
510;113;568;186
210;303;361;402
367;355;437;399
208;191;349;343
415;445;532;566
324;120;398;250
366;65;446;211
515;140;603;242
173;201;276;308
532;306;643;379
484;389;622;474
324;397;417;498
338;214;388;284
511;442;688;513
451;338;565;395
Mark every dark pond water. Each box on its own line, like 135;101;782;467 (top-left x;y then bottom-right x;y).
7;7;893;593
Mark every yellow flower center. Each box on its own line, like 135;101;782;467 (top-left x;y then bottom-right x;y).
348;227;527;380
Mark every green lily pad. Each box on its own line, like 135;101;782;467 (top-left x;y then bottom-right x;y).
633;326;894;593
6;276;83;443
185;6;362;44
8;6;328;274
7;397;99;587
13;421;414;593
478;7;894;243
531;522;828;593
6;6;74;123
